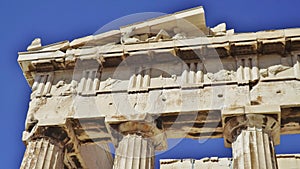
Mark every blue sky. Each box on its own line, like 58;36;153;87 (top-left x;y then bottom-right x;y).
1;0;300;168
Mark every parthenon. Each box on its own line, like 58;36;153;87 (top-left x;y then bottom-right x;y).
18;6;300;169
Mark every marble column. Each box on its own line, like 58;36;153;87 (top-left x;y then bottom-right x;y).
224;114;280;169
20;138;64;169
232;127;277;169
106;115;167;169
113;134;154;169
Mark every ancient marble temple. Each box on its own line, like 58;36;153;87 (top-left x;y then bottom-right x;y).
18;6;300;169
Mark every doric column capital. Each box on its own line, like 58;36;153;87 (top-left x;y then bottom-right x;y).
106;114;164;169
222;105;281;147
22;125;69;147
223;114;280;147
21;120;89;169
106;113;167;151
222;105;281;169
20;126;69;169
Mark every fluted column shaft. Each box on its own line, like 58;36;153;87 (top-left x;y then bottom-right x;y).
113;134;154;169
20;138;64;169
223;113;280;169
232;127;278;169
